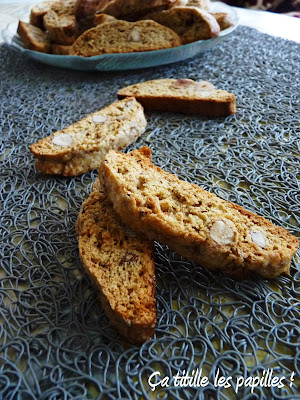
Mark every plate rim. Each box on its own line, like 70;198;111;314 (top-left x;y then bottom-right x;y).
1;2;239;69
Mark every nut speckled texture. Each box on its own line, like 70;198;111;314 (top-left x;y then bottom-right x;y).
142;6;220;44
76;178;156;343
70;20;181;56
30;97;147;176
117;78;236;116
1;25;300;398
99;147;299;278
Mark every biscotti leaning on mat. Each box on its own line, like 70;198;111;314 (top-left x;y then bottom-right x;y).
29;98;146;176
76;178;156;343
99;147;299;279
70;20;181;56
117;79;236;116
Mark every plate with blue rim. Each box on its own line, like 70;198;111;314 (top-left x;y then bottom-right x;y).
2;2;239;71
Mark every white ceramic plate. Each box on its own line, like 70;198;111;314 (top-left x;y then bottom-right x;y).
2;2;239;71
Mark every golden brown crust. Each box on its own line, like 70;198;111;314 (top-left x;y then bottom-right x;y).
75;0;111;20
93;13;117;27
76;178;156;343
142;6;220;44
17;21;51;53
100;0;176;20
30;98;147;176
99;147;299;279
30;1;55;29
70;20;181;56
117;79;236;117
44;10;78;45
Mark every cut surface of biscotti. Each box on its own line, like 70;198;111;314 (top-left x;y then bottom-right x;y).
75;0;112;30
44;10;78;44
76;178;156;343
99;0;176;20
30;1;55;29
143;6;219;44
70;19;181;56
17;21;51;53
93;13;117;27
99;147;299;279
43;0;78;44
29;97;146;176
117;78;236;116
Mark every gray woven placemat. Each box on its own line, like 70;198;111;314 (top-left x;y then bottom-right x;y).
0;25;299;400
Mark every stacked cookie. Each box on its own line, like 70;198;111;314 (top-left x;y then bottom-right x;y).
29;80;298;343
76;178;156;343
99;147;299;281
17;0;234;56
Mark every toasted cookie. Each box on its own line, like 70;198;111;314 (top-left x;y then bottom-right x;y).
117;78;236;116
30;98;147;176
99;147;299;279
76;178;156;343
70;19;181;56
142;6;220;44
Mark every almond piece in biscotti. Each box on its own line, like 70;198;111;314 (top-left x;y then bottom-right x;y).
52;133;74;146
99;147;299;279
29;97;147;176
250;231;266;248
210;220;234;246
127;27;141;42
117;78;236;116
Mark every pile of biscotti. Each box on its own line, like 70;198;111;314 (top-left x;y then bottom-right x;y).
29;78;299;343
17;0;234;56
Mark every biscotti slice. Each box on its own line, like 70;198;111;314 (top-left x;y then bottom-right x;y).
70;20;181;57
211;12;233;31
99;0;176;20
75;0;112;31
29;97;147;176
17;21;51;53
76;178;156;343
117;79;236;117
93;13;117;27
43;0;78;44
30;1;55;29
99;147;299;279
44;10;78;44
142;6;219;44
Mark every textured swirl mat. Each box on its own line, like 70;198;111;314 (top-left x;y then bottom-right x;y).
0;26;300;400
